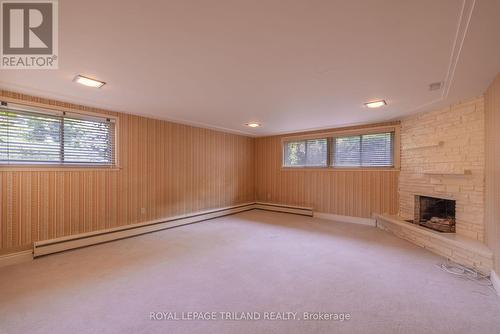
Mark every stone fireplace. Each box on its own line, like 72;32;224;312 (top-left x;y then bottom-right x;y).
411;195;456;233
398;97;485;241
376;98;492;274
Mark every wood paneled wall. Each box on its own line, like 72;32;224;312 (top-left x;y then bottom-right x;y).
254;124;400;217
0;91;255;255
0;91;402;256
485;73;500;272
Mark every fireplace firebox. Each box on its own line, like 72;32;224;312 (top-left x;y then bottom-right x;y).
409;195;456;233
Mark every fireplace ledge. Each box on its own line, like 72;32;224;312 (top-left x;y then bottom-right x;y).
373;213;492;274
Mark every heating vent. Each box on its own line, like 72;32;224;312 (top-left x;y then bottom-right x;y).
429;82;443;91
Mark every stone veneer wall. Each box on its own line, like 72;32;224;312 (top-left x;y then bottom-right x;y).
399;97;485;241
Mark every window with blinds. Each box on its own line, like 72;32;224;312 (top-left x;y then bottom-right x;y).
283;138;327;167
282;131;395;168
0;103;116;166
333;132;393;167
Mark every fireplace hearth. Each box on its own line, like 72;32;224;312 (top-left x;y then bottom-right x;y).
408;195;456;233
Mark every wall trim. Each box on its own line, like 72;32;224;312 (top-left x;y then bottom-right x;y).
0;250;33;268
491;270;500;297
442;0;476;99
314;212;376;226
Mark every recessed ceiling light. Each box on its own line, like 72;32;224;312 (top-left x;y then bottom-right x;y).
245;122;261;128
364;100;387;108
73;75;106;88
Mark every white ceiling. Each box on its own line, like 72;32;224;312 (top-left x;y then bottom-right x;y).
1;0;499;136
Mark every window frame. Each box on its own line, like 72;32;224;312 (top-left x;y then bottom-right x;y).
0;99;120;170
281;124;400;171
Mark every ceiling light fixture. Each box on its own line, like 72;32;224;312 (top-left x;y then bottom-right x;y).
245;122;261;128
364;100;387;108
73;75;106;88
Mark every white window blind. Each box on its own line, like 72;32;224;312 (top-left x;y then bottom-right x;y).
333;132;393;167
282;131;395;168
283;138;327;167
0;104;115;165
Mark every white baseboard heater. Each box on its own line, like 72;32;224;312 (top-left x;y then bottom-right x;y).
254;202;313;216
33;202;313;258
34;203;254;257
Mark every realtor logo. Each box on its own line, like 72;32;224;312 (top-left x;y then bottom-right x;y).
1;0;58;69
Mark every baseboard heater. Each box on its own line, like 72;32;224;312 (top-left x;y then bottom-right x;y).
33;202;313;257
33;203;255;257
254;202;313;216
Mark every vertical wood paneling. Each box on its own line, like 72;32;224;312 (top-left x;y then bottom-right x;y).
485;73;500;272
254;129;399;218
0;91;255;255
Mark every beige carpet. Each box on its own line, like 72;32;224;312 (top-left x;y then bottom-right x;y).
0;210;499;334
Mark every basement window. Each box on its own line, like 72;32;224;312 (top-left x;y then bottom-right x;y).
0;102;116;166
282;130;395;169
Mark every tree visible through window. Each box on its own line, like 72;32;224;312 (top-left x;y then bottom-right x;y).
0;105;115;165
284;139;327;167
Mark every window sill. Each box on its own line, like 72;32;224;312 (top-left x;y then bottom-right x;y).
0;165;121;172
281;167;399;172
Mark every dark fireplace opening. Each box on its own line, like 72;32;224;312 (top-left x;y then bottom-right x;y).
409;195;456;233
